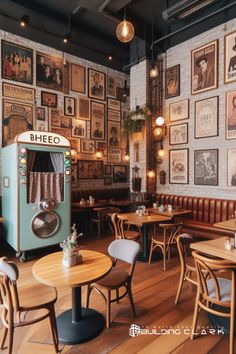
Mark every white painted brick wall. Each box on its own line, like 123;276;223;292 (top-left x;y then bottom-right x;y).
156;18;236;200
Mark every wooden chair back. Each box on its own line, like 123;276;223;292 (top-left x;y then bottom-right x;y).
159;222;183;246
111;213;127;239
176;233;194;271
0;257;20;313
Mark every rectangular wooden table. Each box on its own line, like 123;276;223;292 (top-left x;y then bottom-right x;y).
191;237;236;262
214;219;236;232
149;208;192;219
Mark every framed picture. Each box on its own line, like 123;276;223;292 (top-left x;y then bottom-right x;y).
2;82;35;102
90;101;105;140
104;176;112;185
88;69;106;101
61;116;72;129
36;52;63;92
169;149;189;184
107;148;121;163
34;119;48;132
2;40;33;84
195;96;218;138
108;121;120;148
69;138;80;152
51;127;71;138
191;40;218;95
194;149;218;186
169;99;189;122
50;108;63;127
72;119;86;138
165;64;180;99
226;91;236;139
41;91;57;108
36;107;46;121
224;31;236;84
107;98;121;111
113;165;127;183
78;160;104;179
108;108;121;122
64;96;76;117
97;141;107;157
78;96;90;120
104;164;112;175
107;75;123;98
228;149;236;186
2;99;33;146
71;165;78;187
169;123;188;145
71;63;85;93
81;140;95;154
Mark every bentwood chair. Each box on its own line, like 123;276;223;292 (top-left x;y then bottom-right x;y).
0;257;59;354
191;251;236;354
90;207;111;239
86;239;140;328
111;213;140;241
149;223;183;271
175;233;198;304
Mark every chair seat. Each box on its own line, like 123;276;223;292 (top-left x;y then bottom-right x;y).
124;230;140;240
18;283;57;309
97;268;128;289
207;278;231;302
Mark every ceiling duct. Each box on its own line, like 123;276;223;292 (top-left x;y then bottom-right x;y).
162;0;217;21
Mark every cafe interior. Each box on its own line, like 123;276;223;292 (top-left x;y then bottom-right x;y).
0;0;236;353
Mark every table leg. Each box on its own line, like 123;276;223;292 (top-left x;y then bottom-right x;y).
137;224;149;262
56;286;105;344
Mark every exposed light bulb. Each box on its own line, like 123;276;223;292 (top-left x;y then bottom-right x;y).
156;116;165;126
96;151;102;159
158;149;164;158
124;154;130;162
150;65;159;79
116;20;134;43
148;170;155;178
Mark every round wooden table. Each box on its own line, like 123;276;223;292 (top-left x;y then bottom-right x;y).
33;249;112;345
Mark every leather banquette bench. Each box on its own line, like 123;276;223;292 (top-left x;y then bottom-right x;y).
151;193;236;239
71;187;130;204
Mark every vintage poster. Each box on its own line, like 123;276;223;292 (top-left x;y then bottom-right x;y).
108;121;120;147
108;108;121;122
90;101;105;140
88;69;106;101
107;148;121;163
81;140;95;154
71;63;85;93
64;96;76;117
195;96;218;138
169;149;189;184
165;64;180;99
169;123;188;145
78;160;104;179
2;82;35;102
194;149;218;186
226;90;236;139
107;98;121;111
78;96;90;120
41;91;57;108
224;30;236;84
107;75;123;98
72;118;86;138
228;149;236;186
36;52;64;92
169;99;189;122
113;165;127;183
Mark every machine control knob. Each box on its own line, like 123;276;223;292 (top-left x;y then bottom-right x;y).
20;148;27;154
20;158;27;164
20;170;27;176
39;198;56;211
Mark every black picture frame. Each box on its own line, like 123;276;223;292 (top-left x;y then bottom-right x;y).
113;165;127;183
194;149;218;186
165;64;180;99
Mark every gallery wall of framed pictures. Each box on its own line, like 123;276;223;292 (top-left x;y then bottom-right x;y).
0;33;130;189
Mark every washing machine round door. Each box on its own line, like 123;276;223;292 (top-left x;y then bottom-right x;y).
32;211;59;238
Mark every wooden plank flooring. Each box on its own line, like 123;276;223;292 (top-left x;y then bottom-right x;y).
0;234;232;354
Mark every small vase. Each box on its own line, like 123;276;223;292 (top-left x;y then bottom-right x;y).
62;249;77;267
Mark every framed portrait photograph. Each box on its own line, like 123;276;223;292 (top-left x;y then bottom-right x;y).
97;141;107;157
50;108;63;127
107;75;123;98
78;96;90;120
195;96;218;139
78;160;104;179
71;63;85;93
2;82;35;102
169;123;188;145
69;138;80;152
61;116;72;129
2;40;33;84
224;31;236;84
64;96;76;117
104;164;112;176
72;118;86;138
88;69;106;101
169;99;189;122
226;90;236;139
169;149;189;184
191;40;218;95
90;101;105;140
41;91;57;108
108;108;121;122
165;64;180;99
107;148;121;163
81;140;95;154
113;165;127;183
71;165;78;187
36;107;46;121
194;149;218;186
107;98;121;111
108;121;120;148
104;176;112;185
34;120;48;132
36;52;63;92
228;149;236;186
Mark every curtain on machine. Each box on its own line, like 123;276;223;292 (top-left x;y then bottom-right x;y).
28;172;64;203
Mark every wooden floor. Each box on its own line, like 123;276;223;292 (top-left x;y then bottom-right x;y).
0;232;233;354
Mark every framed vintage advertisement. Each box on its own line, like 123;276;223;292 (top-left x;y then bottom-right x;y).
107;98;121;111
169;99;189;122
108;121;120;148
72;118;86;138
69;138;81;152
36;52;63;92
34;107;48;132
71;63;85;93
107;148;121;163
169;149;189;184
224;31;236;84
81;140;95;154
104;164;112;176
194;149;218;186
90;101;105;140
165;64;180;99
78;160;104;179
195;96;218;138
78;96;90;120
2;99;33;146
97;141;107;157
226;91;236;139
104;176;112;185
2;40;33;84
113;165;127;183
50;108;63;128
169;123;188;145
228;149;236;186
107;75;123;98
41;91;57;108
88;69;106;101
64;96;76;117
191;40;218;95
71;165;78;187
108;108;121;122
36;107;46;121
2;82;35;102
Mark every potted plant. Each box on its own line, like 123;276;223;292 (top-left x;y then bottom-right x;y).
123;105;152;137
60;224;83;267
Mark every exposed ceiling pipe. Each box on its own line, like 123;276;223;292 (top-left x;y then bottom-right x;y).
98;0;113;13
153;1;236;45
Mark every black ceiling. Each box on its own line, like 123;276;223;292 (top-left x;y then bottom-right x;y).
0;0;235;71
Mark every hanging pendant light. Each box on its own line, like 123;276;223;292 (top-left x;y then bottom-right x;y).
116;6;134;43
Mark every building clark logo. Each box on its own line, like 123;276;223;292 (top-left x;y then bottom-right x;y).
129;324;225;337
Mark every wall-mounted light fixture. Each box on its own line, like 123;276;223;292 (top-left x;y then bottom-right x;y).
19;15;29;28
63;15;71;44
150;20;158;79
116;7;134;43
152;115;166;163
95;150;103;159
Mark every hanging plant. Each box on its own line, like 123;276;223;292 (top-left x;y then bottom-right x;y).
123;106;152;136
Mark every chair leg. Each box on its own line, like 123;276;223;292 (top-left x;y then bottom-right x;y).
116;288;119;303
97;222;101;239
7;321;14;354
0;326;7;350
148;241;154;264
163;246;167;272
48;305;59;353
191;289;200;340
175;270;185;304
106;290;111;328
127;284;136;317
85;285;91;308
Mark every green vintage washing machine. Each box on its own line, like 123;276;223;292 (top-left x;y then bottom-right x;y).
2;131;71;261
